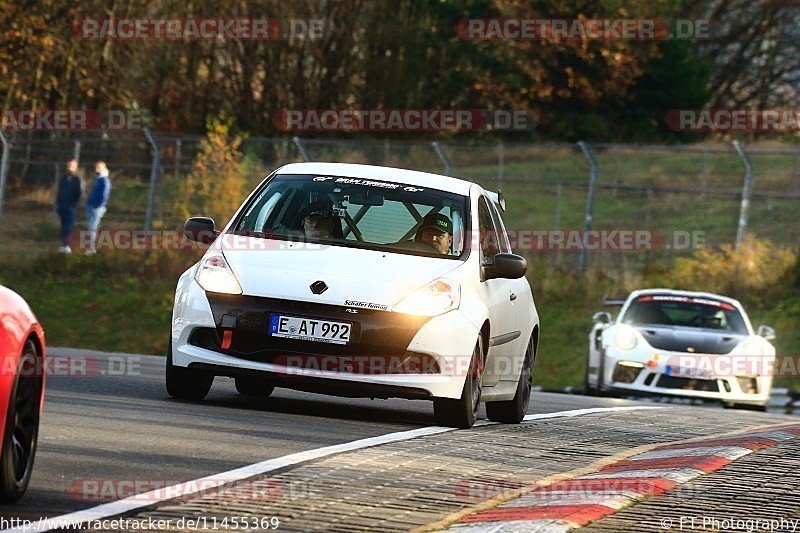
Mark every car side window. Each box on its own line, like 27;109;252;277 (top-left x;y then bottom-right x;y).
478;197;501;264
486;199;511;253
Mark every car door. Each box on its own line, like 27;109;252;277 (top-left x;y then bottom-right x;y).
476;196;517;387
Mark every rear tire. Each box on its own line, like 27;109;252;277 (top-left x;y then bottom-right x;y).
583;360;598;396
166;340;213;401
235;377;275;397
724;402;767;412
434;338;483;429
584;349;605;397
487;334;535;424
0;340;43;502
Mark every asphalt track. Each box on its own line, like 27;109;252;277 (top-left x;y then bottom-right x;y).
0;348;790;528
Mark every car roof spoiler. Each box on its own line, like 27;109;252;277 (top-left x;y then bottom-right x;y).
486;190;506;211
602;295;626;306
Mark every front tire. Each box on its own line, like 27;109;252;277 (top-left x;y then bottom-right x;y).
235;377;275;397
487;334;535;424
434;337;483;429
165;340;213;401
0;340;43;502
584;348;605;397
584;359;598;396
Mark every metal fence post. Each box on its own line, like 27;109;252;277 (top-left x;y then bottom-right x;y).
553;181;563;268
73;140;81;162
732;140;753;250
577;141;599;273
611;149;618;199
293;137;310;161
142;128;161;259
0;131;10;236
554;182;562;230
280;140;288;164
497;142;505;189
431;141;453;176
173;138;182;179
700;148;708;199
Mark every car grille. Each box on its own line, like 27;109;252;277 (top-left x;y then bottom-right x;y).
199;293;431;363
656;374;720;392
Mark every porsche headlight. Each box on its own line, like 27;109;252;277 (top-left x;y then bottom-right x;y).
195;253;242;295
393;278;461;317
614;325;638;351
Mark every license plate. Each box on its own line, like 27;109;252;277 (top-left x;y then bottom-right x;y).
665;364;713;380
269;314;352;345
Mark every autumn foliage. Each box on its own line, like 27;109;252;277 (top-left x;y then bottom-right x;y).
174;117;247;226
671;236;797;300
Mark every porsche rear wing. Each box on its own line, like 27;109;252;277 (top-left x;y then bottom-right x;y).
602;295;627;306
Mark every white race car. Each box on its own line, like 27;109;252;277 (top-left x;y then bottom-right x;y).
168;162;539;428
586;289;776;409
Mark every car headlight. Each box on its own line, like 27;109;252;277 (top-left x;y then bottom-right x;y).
738;338;763;357
614;325;638;351
194;253;242;295
392;278;461;317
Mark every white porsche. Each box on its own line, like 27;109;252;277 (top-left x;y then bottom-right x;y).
586;289;776;408
168;162;539;428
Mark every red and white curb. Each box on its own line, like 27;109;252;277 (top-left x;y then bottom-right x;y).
447;423;800;532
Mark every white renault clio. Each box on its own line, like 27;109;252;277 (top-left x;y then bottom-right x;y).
168;162;539;428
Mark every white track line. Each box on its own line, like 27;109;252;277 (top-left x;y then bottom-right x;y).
6;405;663;532
522;405;663;422
578;466;705;483
631;445;751;461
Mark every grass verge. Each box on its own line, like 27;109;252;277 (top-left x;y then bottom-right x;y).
0;250;796;391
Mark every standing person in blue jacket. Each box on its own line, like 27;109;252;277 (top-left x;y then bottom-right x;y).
55;159;84;253
85;161;111;255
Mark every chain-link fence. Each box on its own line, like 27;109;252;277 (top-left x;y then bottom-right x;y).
0;130;797;271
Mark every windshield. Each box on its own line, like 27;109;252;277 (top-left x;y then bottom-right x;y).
232;174;468;259
622;294;747;334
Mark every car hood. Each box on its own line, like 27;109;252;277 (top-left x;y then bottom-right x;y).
634;325;745;355
220;237;462;308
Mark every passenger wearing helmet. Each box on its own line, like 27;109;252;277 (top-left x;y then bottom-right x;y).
415;212;453;255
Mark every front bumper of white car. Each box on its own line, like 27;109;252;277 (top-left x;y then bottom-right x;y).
171;276;480;400
600;345;774;406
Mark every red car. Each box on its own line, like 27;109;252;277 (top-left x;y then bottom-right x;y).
0;285;45;501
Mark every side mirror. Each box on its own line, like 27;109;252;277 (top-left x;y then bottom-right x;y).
757;325;776;341
592;312;612;324
485;253;527;280
184;217;218;244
